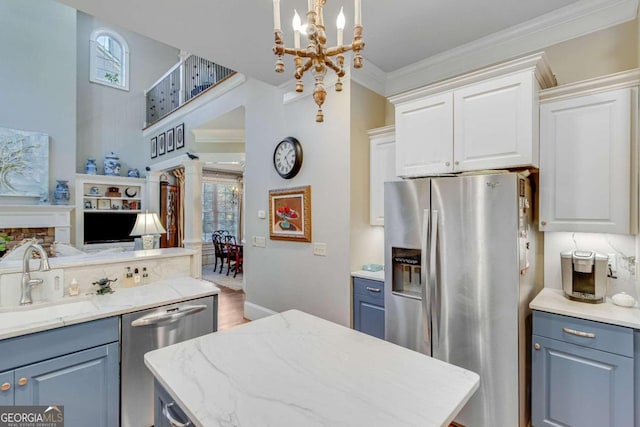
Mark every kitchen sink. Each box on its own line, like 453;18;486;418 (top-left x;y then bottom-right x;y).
0;298;98;329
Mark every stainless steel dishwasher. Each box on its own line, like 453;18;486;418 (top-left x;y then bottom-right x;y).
121;295;217;427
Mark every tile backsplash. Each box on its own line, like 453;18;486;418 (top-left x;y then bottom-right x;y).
544;232;638;299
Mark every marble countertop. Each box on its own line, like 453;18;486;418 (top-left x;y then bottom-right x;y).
0;277;219;340
351;269;384;281
530;288;640;329
0;248;196;274
145;309;479;427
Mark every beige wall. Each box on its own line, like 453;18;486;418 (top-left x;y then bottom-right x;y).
349;82;387;271
543;18;638;85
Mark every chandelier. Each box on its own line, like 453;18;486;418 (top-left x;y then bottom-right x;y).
272;0;364;122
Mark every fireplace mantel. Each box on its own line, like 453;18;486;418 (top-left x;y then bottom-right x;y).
0;205;74;243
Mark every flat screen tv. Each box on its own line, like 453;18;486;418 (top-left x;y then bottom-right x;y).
84;212;137;244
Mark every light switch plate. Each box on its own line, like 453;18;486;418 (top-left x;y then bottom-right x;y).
313;243;327;256
252;236;266;248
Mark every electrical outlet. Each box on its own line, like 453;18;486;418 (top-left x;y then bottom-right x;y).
313;243;327;256
608;253;617;275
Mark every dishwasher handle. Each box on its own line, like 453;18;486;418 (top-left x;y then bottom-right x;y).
162;402;191;427
131;304;207;327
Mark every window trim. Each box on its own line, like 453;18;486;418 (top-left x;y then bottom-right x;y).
89;28;130;91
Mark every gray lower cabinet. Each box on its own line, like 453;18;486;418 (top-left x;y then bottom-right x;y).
353;277;385;339
0;317;119;427
154;380;193;427
532;310;634;427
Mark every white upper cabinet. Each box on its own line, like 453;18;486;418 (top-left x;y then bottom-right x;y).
395;93;453;177
539;73;639;234
369;126;400;226
454;72;535;172
390;52;555;178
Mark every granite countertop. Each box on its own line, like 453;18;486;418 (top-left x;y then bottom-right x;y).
530;288;640;329
145;309;479;427
0;278;219;340
0;247;196;274
351;269;384;281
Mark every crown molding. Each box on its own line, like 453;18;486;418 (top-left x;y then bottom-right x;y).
385;0;639;96
539;68;640;102
192;128;245;144
350;58;387;95
389;52;555;105
367;125;395;138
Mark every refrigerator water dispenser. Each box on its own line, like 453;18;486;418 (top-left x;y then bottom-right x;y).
391;247;422;298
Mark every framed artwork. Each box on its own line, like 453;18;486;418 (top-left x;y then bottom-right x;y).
151;137;157;159
158;132;166;155
166;128;175;152
97;199;111;210
175;123;185;149
269;186;311;242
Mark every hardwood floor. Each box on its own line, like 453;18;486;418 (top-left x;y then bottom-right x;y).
217;285;250;330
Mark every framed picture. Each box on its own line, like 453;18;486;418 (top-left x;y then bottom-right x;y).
175;123;184;149
269;186;311;242
158;132;166;155
151;137;157;159
166;128;175;152
97;199;111;210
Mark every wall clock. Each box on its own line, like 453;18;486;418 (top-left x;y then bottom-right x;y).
273;136;303;179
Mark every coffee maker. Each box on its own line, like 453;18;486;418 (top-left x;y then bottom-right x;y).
561;250;608;303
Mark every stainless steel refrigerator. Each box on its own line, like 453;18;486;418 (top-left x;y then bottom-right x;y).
384;172;540;427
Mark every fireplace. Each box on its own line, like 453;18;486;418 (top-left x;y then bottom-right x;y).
0;206;74;256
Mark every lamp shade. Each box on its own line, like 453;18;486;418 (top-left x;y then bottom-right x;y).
130;212;167;236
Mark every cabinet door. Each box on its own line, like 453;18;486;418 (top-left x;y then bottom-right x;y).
532;335;633;427
370;132;399;226
395;92;454;177
14;342;119;427
539;88;633;233
0;370;13;406
454;72;535;171
154;380;193;427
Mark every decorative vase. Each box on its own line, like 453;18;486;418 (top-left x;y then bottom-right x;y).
104;152;121;176
53;180;70;205
127;168;140;178
85;158;97;175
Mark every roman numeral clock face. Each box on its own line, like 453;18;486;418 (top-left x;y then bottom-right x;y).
273;137;303;179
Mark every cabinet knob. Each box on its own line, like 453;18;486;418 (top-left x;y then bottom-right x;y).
0;382;10;391
445;162;451;167
534;343;540;350
454;161;459;165
540;221;547;226
18;377;28;386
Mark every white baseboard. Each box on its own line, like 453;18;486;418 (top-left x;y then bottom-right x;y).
244;301;277;320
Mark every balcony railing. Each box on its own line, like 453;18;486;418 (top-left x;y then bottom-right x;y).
145;55;235;127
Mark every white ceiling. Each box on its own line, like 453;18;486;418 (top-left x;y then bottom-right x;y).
56;0;602;88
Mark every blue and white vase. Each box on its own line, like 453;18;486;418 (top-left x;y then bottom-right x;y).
85;158;97;175
127;168;140;178
53;180;70;205
104;152;121;176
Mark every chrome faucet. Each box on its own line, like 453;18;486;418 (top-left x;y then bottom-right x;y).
20;243;51;305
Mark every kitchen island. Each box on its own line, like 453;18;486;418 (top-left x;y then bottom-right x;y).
145;309;479;426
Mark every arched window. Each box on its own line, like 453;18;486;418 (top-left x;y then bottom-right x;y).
89;29;129;91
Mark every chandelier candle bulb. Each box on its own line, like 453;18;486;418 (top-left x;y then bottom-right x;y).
336;7;345;45
308;0;314;13
354;0;361;25
293;10;302;49
273;0;281;31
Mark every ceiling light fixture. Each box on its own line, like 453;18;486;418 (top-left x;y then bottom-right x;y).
272;0;364;122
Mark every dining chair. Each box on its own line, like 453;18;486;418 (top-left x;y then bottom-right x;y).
212;233;230;273
227;241;243;278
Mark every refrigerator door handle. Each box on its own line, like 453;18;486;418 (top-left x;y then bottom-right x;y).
430;210;440;347
421;208;430;347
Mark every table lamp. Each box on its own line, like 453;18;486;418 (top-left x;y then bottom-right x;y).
130;211;166;250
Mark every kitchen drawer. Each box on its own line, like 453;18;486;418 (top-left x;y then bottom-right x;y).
533;310;633;357
353;278;384;304
0;317;119;371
